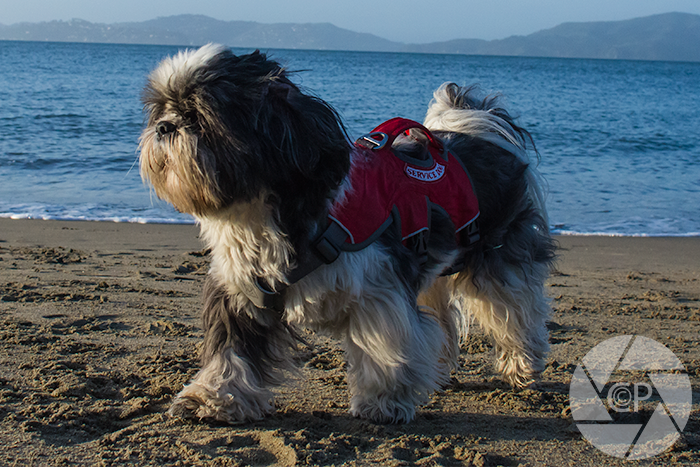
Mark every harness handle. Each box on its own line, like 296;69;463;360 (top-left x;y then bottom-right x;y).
368;118;444;152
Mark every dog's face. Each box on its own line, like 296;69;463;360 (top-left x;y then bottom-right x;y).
139;44;350;218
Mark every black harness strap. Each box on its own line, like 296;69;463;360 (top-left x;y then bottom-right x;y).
244;216;479;312
440;218;481;276
243;221;350;313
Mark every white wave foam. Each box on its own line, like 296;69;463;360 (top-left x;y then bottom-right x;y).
0;203;194;225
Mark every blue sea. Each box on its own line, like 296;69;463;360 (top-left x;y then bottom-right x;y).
1;41;699;236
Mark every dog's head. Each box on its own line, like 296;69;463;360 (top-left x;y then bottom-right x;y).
140;44;350;217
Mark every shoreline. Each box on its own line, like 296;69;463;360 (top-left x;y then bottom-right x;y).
1;217;698;466
3;216;699;239
2;217;700;272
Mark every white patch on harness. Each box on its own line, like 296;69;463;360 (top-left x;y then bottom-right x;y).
404;162;445;182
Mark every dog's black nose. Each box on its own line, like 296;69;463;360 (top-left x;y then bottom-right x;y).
156;121;177;137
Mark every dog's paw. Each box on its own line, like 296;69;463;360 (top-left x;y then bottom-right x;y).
496;348;546;389
167;383;273;424
167;394;204;420
349;398;416;424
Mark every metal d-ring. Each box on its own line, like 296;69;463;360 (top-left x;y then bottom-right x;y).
360;131;389;150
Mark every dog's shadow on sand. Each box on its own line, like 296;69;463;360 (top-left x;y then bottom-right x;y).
244;400;575;466
264;377;573;443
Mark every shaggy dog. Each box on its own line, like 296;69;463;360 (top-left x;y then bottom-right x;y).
139;44;556;424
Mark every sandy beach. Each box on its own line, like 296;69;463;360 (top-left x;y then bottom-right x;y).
1;218;698;466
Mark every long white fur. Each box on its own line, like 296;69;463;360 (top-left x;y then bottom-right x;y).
286;241;450;423
197;194;293;295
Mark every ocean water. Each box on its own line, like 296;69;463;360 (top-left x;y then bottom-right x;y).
1;41;699;236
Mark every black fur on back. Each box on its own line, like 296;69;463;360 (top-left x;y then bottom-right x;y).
441;133;556;283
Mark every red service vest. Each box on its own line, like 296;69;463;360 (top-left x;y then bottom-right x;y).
329;118;480;250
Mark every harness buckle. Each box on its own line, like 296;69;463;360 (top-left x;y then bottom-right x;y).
407;229;429;268
238;277;286;312
314;236;341;264
464;218;481;245
312;221;349;264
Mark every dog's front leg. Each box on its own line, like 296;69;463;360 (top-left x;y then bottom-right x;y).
168;277;295;424
342;290;450;424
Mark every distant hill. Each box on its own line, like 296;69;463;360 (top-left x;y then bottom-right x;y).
1;12;699;62
0;15;403;52
406;13;700;62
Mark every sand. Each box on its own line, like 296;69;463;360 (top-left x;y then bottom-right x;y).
0;218;698;466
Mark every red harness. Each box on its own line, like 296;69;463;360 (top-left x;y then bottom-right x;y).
329;118;480;250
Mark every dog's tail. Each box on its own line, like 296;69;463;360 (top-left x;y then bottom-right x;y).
424;83;548;226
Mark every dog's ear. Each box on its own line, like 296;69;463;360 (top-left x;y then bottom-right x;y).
266;80;294;101
257;77;350;190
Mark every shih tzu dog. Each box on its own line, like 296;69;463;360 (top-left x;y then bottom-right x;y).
139;44;555;424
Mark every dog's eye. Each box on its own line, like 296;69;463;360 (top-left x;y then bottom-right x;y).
183;110;199;126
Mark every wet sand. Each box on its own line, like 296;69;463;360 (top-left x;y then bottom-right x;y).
1;219;698;466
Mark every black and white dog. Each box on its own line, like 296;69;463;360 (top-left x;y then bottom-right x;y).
139;44;556;424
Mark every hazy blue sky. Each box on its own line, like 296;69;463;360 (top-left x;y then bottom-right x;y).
3;1;700;43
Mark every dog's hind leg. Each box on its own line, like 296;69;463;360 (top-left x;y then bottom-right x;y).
417;276;464;371
343;281;450;424
451;245;552;388
168;277;296;423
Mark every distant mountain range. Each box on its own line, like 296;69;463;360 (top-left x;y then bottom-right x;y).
1;12;699;62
